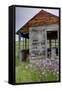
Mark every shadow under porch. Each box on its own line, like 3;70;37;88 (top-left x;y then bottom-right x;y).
18;32;29;62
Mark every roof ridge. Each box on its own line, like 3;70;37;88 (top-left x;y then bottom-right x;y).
17;10;59;34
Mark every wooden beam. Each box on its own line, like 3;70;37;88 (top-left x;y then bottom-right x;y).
49;39;51;58
23;38;24;49
58;31;59;56
25;38;26;49
27;39;29;49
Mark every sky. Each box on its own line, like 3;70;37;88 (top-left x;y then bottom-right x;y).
15;7;59;41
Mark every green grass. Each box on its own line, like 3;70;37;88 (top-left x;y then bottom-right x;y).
16;62;58;83
15;41;59;83
15;41;40;83
16;63;40;83
43;71;58;81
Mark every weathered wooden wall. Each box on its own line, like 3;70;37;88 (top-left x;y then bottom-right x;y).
29;24;59;60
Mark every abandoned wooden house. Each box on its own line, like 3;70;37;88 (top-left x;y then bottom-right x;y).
16;10;59;61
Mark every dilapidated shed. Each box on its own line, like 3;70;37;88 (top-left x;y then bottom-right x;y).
16;10;59;61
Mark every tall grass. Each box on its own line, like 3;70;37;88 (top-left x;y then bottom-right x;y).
16;63;40;83
15;41;40;83
15;41;59;83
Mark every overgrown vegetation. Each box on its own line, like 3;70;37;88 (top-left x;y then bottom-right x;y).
16;63;40;83
15;41;40;83
15;41;59;83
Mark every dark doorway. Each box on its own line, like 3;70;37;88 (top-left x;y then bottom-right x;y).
47;31;58;58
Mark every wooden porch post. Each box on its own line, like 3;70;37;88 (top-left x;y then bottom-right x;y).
23;38;24;49
55;39;56;56
26;39;28;49
58;31;59;57
26;39;27;49
45;30;47;58
25;38;27;49
27;39;29;49
19;33;21;61
49;39;51;58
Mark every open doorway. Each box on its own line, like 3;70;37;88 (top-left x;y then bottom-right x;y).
47;31;59;58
